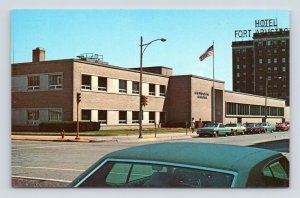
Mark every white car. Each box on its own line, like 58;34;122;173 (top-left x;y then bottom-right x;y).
225;123;246;135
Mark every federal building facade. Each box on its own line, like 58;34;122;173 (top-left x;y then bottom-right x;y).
11;48;289;131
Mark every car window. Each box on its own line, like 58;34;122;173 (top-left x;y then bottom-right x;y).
105;163;131;184
76;161;235;188
262;158;289;187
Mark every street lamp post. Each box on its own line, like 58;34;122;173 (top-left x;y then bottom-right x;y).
139;36;166;138
264;78;268;122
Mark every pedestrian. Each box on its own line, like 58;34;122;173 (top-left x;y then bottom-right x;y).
197;118;203;128
190;117;195;133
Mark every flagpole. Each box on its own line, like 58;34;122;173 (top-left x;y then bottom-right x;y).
212;40;215;123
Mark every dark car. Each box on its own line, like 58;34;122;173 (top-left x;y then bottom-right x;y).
276;123;290;131
69;142;289;188
244;123;264;134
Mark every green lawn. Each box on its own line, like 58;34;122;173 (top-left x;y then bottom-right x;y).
12;128;188;136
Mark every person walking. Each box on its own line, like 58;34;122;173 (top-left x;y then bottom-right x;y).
197;118;203;128
190;117;196;133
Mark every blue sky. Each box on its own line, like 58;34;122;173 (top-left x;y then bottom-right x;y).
11;10;289;90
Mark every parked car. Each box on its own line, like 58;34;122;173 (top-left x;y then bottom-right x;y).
275;123;290;131
197;123;231;137
259;122;276;133
69;142;289;188
225;123;246;135
244;123;264;134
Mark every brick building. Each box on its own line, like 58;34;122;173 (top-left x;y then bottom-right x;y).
11;48;289;131
232;30;289;105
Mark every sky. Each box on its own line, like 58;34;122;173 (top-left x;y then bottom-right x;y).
11;10;289;90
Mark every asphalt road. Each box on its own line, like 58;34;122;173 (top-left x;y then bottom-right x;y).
11;131;289;187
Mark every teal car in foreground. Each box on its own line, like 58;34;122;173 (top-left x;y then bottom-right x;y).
197;123;231;137
69;142;289;188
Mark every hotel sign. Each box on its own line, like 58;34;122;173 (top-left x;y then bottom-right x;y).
234;18;289;38
194;91;209;99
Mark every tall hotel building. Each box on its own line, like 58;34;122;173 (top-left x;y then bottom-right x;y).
232;30;289;105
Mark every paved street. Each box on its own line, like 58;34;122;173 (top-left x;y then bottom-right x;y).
11;131;289;187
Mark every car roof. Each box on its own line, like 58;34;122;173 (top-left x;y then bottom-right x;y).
103;142;281;172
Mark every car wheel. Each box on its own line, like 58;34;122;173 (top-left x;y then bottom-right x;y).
234;130;238;136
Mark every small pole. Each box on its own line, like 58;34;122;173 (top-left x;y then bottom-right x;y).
185;121;188;136
76;102;80;140
154;122;157;138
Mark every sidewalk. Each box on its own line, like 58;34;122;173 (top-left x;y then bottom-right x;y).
11;131;196;143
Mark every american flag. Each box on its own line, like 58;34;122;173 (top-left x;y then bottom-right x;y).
199;45;214;61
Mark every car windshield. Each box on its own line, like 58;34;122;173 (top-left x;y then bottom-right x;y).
76;161;235;188
225;124;236;127
205;123;218;127
245;123;256;127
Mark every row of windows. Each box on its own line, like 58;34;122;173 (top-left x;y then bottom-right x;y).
82;110;166;124
226;102;284;117
27;109;62;125
28;74;63;91
257;39;287;47
82;74;166;96
258;58;286;64
236;68;286;78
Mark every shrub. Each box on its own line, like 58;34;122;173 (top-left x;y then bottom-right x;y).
39;121;100;132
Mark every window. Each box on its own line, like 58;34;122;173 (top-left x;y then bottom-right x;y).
49;109;62;121
267;59;271;64
132;81;139;94
119;80;127;93
262;158;289;187
236;57;240;62
160;85;166;96
236;64;240;69
28;76;40;90
49;74;63;90
242;65;246;69
149;112;155;124
77;161;234;188
98;77;107;91
98;110;107;124
82;110;91;121
132;111;139;124
282;49;286;54
81;75;91;90
274;49;277;54
149;84;155;96
27;109;39;125
274;67;278;72
119;111;127;124
258;41;263;46
250;105;260;116
258;50;262;56
259;59;263;64
282;67;286;72
237;73;240;78
226;103;236;115
267;76;272;80
274;58;277;63
282;58;286;63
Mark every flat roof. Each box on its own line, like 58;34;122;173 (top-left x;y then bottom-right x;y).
224;90;286;102
171;75;225;84
104;142;280;172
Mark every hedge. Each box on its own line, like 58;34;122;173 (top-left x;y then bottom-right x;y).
39;121;100;132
